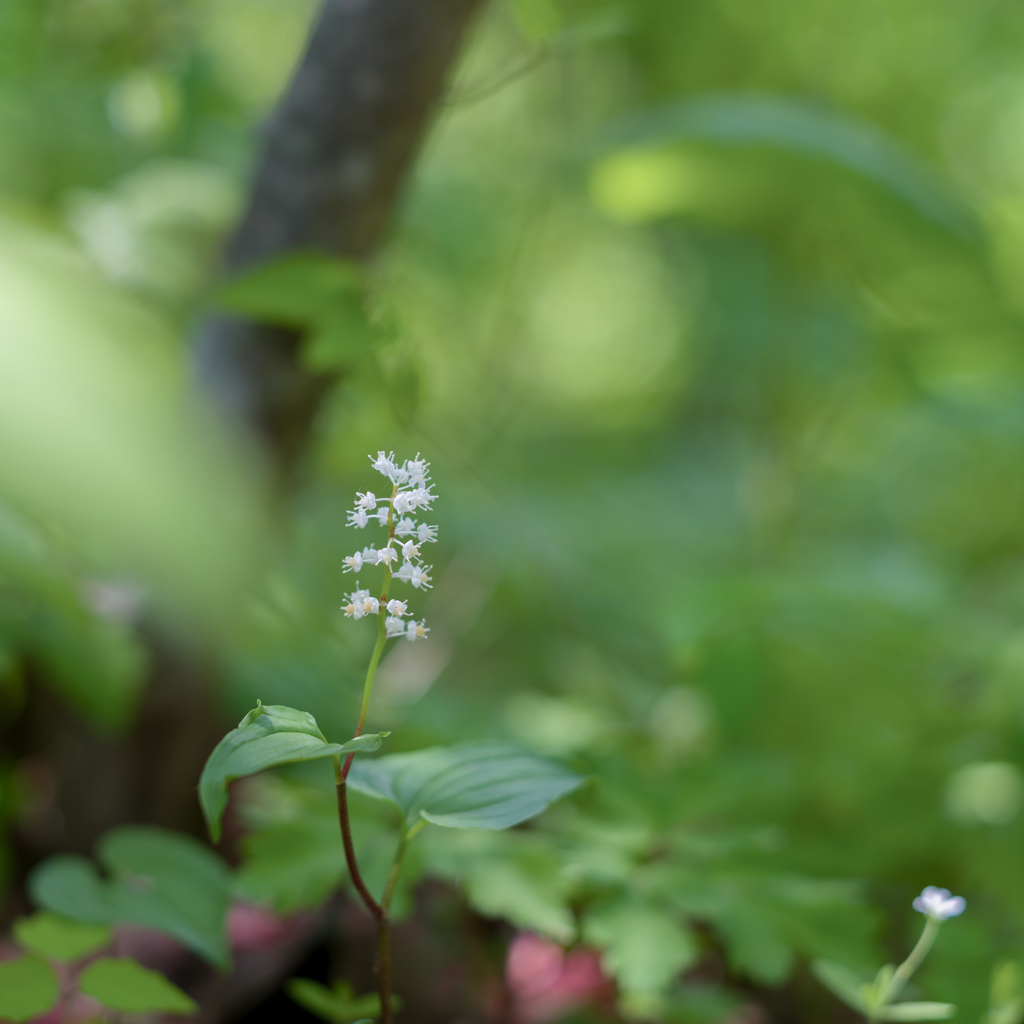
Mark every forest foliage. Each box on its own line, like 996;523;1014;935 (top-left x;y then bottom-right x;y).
4;0;1024;1021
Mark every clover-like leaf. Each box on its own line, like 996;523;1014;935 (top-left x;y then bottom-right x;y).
199;702;388;841
811;959;869;1012
347;742;584;830
286;979;392;1023
13;912;112;962
29;826;231;968
0;956;59;1022
583;902;698;1003
79;957;197;1014
878;1003;957;1021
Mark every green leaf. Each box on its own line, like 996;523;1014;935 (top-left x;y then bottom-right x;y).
99;827;231;967
867;964;898;1010
420;828;576;942
78;957;197;1014
811;959;868;1012
12;912;111;962
28;855;113;923
285;979;389;1023
347;742;584;830
463;859;576;943
29;826;232;968
215;253;362;326
233;814;345;914
199;702;387;841
877;1003;957;1021
0;956;59;1022
582;903;699;1004
303;313;379;372
592;93;977;237
716;907;793;985
215;253;382;371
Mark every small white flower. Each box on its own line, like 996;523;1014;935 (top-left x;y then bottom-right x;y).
913;887;966;921
370;451;397;477
394;517;417;538
394;562;431;589
345;453;438;634
405;455;430;487
343;588;374;618
406;619;429;641
376;545;398;567
393;492;417;516
409;486;434;509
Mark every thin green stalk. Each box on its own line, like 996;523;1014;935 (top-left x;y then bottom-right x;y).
382;819;425;913
375;820;426;1024
354;605;388;737
335;482;401;1022
872;917;942;1020
343;484;397;777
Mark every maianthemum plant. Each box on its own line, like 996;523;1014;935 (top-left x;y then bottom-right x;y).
2;451;581;1022
198;451;585;1023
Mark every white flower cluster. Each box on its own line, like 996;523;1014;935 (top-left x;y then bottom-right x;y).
913;886;966;921
341;452;436;641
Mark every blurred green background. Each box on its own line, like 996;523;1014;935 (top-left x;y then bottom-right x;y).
4;0;1024;1020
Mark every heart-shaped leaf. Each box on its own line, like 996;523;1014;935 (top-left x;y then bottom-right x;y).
79;957;197;1014
347;743;584;830
13;912;112;962
0;956;59;1022
25;858;112;924
878;1003;957;1021
811;959;868;1012
199;702;388;841
29;826;231;967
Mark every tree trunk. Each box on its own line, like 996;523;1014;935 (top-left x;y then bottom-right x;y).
195;0;483;472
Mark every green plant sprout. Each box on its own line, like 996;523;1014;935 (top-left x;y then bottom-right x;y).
198;451;584;1024
813;887;966;1022
0;911;195;1022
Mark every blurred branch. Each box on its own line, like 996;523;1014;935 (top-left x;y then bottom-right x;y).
195;0;483;473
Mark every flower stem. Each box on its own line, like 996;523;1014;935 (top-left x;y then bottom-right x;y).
872;917;942;1020
334;762;383;919
335;483;400;1021
341;492;396;781
374;819;426;1024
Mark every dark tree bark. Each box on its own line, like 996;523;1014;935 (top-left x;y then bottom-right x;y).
195;0;484;472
